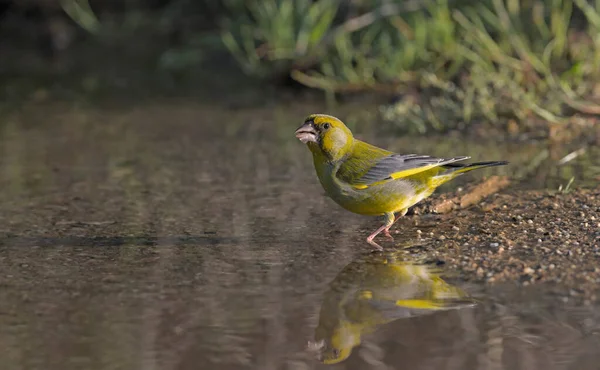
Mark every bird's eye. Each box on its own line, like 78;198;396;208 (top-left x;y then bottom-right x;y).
332;349;340;357
323;123;330;130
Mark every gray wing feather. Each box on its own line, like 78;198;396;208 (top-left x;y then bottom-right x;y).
354;154;470;185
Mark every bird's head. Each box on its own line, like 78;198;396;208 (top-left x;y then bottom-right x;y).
309;322;361;365
295;114;354;161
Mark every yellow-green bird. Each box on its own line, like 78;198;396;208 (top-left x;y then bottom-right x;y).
308;251;475;364
295;114;508;249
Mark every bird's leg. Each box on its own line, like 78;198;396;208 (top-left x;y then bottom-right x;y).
366;225;386;251
383;209;408;238
366;213;396;249
382;218;397;239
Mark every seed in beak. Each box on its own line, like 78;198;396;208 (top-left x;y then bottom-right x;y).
295;122;318;143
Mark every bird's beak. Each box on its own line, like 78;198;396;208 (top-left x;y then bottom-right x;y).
295;121;318;144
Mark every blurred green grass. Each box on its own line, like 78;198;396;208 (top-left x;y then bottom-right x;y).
10;0;600;136
220;0;600;134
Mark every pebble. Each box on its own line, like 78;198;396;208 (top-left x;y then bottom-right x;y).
490;242;499;248
524;267;535;275
527;219;534;224
452;226;460;231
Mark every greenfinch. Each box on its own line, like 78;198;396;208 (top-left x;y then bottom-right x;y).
295;114;508;249
308;251;475;364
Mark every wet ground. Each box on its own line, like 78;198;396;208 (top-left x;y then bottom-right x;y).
1;100;600;370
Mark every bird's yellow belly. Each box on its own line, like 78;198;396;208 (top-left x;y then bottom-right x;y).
324;178;432;216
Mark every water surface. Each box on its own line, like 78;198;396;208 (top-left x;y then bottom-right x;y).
1;102;599;370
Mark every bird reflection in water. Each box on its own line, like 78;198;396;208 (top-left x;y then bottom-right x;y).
308;250;476;365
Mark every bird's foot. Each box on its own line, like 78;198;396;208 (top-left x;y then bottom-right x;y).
383;228;394;240
366;237;384;251
366;223;390;250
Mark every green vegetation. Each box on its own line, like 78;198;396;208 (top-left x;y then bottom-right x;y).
558;176;575;193
6;0;600;135
221;0;600;133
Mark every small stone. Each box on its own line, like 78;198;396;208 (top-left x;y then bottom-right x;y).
452;226;460;231
527;219;534;224
439;235;446;240
416;229;422;234
524;267;535;275
490;242;499;248
549;264;556;269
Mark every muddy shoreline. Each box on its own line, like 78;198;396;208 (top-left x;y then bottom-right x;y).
394;186;600;301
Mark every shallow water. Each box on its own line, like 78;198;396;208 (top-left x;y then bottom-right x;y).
1;101;599;370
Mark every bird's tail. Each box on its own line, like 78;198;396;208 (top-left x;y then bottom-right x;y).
429;160;508;187
442;161;509;175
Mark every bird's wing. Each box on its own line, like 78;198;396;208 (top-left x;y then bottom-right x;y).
351;154;470;188
367;298;475;320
